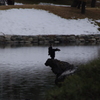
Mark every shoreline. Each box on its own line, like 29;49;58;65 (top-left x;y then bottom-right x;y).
0;34;100;47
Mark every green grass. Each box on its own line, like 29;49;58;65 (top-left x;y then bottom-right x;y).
46;58;100;100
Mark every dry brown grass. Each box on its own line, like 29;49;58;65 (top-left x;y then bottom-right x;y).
0;4;100;20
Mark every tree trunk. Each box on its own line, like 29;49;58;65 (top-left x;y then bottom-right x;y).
77;1;82;9
7;0;14;5
71;0;79;7
81;1;86;14
91;0;96;7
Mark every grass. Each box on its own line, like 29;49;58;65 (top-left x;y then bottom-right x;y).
46;58;100;100
0;4;100;20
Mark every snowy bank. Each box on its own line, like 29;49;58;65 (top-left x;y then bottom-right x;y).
38;2;71;7
0;8;99;36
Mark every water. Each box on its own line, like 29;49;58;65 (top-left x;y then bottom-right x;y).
0;45;100;100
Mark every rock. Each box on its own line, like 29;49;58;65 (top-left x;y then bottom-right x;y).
0;36;5;42
11;35;23;41
54;41;60;44
79;38;85;43
39;40;44;44
45;59;77;85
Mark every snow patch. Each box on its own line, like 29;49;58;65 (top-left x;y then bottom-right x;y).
0;8;99;36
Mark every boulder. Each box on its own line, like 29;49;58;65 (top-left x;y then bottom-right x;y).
45;59;77;85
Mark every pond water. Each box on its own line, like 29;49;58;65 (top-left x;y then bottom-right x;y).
0;45;100;100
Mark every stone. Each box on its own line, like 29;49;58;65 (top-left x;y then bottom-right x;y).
28;37;33;41
5;35;11;41
54;41;60;44
0;34;99;46
39;40;44;44
32;39;38;43
11;35;23;41
89;38;96;43
44;40;49;45
0;36;5;42
79;38;85;43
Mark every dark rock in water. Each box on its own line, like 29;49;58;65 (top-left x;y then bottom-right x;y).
45;59;77;85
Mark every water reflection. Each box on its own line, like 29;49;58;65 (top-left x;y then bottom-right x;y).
0;45;100;100
56;45;100;65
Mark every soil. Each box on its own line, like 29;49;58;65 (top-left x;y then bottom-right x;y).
0;4;100;20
